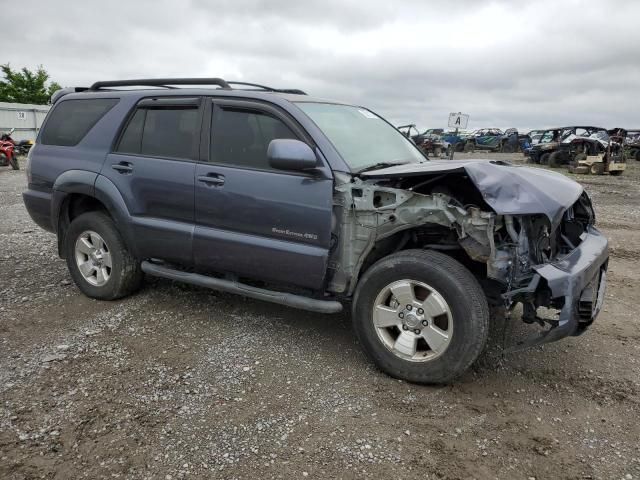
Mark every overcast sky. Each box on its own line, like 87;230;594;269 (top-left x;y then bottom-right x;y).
7;0;640;131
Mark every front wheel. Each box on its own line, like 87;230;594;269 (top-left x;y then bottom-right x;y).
65;212;143;300
352;249;489;384
9;155;19;170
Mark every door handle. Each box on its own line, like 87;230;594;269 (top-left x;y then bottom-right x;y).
197;174;225;186
112;162;133;174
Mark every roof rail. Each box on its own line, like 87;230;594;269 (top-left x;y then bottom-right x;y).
50;86;89;104
226;81;307;95
89;78;231;90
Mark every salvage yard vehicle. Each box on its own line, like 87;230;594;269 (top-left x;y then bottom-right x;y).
529;126;608;166
463;128;509;153
567;128;626;176
397;124;448;157
23;78;609;384
624;129;640;161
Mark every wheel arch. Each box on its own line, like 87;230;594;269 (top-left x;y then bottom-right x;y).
52;172;138;259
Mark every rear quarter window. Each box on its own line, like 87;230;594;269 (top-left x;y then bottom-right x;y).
40;98;119;146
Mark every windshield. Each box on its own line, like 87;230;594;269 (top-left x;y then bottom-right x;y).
296;102;426;170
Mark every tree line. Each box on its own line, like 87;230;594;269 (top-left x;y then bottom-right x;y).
0;64;61;105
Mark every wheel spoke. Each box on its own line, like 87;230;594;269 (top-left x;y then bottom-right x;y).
373;305;401;328
390;281;415;306
393;331;417;357
95;267;106;285
101;251;112;268
78;261;94;278
422;293;449;318
77;237;94;255
89;232;102;249
421;325;450;354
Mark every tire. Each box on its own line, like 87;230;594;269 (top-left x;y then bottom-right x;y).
590;163;604;175
433;147;442;158
548;151;562;168
352;249;489;384
634;150;640;162
9;155;19;170
502;143;515;153
65;211;143;300
540;152;551;165
455;142;465;152
463;142;474;153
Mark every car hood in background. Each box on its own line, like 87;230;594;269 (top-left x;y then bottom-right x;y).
361;159;584;227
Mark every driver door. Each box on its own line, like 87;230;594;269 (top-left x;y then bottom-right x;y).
193;99;334;289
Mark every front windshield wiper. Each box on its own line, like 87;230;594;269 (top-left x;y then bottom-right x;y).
356;161;411;174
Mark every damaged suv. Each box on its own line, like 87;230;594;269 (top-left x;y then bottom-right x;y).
24;78;609;383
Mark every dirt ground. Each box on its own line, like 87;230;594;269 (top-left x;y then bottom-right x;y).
1;153;639;480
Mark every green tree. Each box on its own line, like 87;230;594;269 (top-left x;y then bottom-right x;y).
0;64;62;105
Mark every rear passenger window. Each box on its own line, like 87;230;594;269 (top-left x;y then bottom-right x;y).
211;107;297;169
116;106;199;160
41;98;118;146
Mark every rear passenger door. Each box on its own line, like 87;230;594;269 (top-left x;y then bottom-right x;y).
103;97;202;265
193;99;334;289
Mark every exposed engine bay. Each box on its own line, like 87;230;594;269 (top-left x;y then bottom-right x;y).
327;160;607;349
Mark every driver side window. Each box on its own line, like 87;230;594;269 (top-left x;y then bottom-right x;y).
210;107;297;170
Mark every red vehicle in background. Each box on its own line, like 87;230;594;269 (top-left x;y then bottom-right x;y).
0;128;20;170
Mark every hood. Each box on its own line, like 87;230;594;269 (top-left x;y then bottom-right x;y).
361;159;583;227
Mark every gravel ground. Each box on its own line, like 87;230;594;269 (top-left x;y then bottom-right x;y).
1;154;639;480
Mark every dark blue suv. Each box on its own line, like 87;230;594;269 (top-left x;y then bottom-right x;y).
24;78;609;383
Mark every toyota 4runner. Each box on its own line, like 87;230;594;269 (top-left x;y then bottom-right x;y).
23;78;609;383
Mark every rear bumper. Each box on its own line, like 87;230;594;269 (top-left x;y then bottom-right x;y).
508;225;609;349
23;189;54;232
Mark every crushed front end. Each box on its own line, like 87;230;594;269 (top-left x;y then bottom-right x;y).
489;192;608;348
338;160;609;350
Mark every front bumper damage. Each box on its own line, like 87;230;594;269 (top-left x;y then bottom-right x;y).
505;225;608;349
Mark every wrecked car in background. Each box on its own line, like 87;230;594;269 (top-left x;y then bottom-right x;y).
624;129;640;161
567;128;626;176
24;77;609;384
397;124;450;157
463;128;512;153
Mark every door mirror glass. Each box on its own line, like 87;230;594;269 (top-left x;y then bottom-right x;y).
267;139;317;171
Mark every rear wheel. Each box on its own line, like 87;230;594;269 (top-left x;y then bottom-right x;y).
352;249;489;384
463;142;474;153
65;212;143;300
635;150;640;162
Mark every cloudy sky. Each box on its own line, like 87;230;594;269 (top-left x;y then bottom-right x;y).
7;0;640;131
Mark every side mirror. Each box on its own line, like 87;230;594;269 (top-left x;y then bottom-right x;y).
268;139;317;171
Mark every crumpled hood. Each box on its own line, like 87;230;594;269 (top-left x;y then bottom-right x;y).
361;159;584;226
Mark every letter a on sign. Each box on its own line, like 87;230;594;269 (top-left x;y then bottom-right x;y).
448;113;469;129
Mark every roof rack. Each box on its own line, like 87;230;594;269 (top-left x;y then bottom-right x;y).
89;78;232;90
226;81;307;95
